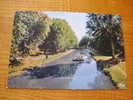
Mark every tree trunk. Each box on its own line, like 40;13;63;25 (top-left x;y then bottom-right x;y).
110;38;115;59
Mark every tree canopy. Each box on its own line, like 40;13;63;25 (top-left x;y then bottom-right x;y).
10;11;78;58
80;13;124;58
38;18;78;54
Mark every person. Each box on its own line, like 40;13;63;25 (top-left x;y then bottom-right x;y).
46;54;48;59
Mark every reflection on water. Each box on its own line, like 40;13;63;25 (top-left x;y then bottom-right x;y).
69;59;115;89
25;63;79;78
8;50;115;89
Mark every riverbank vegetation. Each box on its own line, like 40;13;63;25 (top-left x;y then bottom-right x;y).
79;13;127;89
9;11;127;89
9;11;78;77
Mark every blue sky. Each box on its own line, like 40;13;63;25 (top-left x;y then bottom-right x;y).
42;11;88;41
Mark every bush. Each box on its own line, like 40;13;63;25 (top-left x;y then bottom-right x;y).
9;57;23;67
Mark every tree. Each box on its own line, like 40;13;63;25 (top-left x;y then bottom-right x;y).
10;11;78;60
85;13;124;58
79;36;89;48
10;11;50;57
38;18;78;57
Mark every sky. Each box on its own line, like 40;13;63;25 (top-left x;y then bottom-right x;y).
42;11;88;41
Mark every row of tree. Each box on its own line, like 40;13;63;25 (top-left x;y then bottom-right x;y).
79;13;124;59
10;11;78;59
39;19;78;55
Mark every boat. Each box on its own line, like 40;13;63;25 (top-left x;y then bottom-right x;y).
72;55;84;61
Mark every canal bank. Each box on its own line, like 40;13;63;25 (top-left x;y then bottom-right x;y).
94;56;127;89
8;49;115;89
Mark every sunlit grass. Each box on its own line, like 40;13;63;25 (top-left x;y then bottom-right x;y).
104;62;127;89
94;56;127;89
93;56;112;60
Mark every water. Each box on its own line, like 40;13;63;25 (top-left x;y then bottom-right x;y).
8;50;115;89
69;58;115;89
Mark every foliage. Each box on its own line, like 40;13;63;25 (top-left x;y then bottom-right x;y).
80;13;124;58
10;11;78;59
9;57;23;67
38;19;78;55
10;11;50;57
79;36;89;48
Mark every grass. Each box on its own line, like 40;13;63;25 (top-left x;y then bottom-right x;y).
9;50;74;77
104;62;127;89
93;56;112;60
94;56;127;89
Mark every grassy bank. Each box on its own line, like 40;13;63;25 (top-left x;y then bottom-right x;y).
94;56;127;89
9;50;74;77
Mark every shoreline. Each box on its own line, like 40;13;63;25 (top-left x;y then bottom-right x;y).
93;55;127;89
9;49;75;77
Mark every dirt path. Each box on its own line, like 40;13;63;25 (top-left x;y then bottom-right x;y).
41;49;80;67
